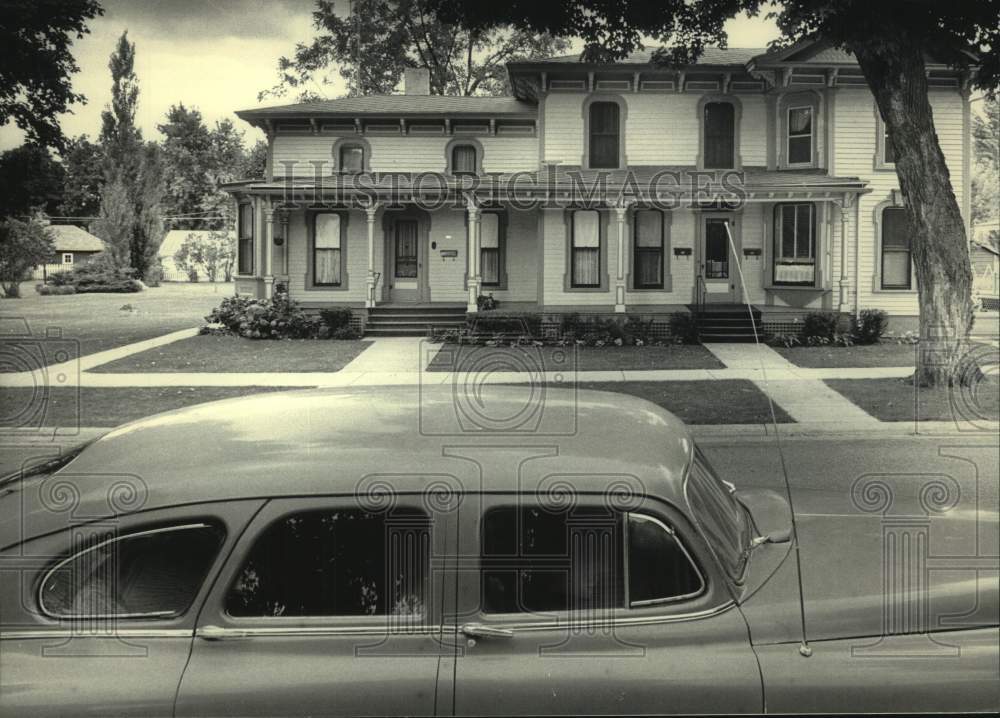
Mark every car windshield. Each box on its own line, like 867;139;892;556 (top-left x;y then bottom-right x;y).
684;447;750;582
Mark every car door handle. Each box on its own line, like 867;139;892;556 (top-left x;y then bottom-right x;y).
460;623;513;639
197;625;250;641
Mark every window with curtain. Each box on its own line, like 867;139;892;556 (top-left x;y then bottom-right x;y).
588;101;620;169
571;210;601;287
480;212;501;286
339;145;364;173
787;107;813;164
881;207;912;289
703;102;735;169
237;203;253;274
633;209;664;289
883;123;896;164
451;144;477;175
314;213;342;286
773;203;816;286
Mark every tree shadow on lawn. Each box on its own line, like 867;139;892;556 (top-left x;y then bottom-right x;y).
826;376;1000;423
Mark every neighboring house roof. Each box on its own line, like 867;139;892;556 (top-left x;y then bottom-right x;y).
236;96;536;120
46;224;105;253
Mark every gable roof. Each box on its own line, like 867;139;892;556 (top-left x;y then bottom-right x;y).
46;224;105;253
236;95;536;120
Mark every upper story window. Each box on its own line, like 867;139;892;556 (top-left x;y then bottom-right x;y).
451;144;478;175
773;203;816;286
571;209;601;288
881;207;912;290
314;212;343;286
39;523;224;619
588;101;620;169
339;144;365;174
480;505;703;614
787;106;813;165
633;209;665;289
227;508;429;618
703;102;736;169
237;202;254;275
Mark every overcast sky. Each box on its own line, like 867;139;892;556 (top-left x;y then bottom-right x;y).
0;1;786;152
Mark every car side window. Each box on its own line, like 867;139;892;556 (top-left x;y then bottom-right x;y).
226;508;429;618
481;506;702;614
39;523;225;619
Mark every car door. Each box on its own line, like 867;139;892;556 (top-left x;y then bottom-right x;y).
0;501;260;718
446;493;761;716
175;493;458;717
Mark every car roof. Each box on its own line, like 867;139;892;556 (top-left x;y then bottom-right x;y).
1;386;695;547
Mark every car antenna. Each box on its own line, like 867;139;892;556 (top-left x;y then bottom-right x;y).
722;218;812;658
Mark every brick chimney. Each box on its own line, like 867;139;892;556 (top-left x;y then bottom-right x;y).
404;67;431;95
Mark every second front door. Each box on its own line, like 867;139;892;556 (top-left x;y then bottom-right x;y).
700;216;738;303
390;218;423;302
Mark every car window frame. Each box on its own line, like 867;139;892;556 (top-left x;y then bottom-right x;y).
198;495;455;634
458;493;732;630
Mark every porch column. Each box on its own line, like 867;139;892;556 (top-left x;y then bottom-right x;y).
262;204;275;299
613;202;630;313
837;195;852;314
466;198;481;314
365;202;379;308
279;210;289;277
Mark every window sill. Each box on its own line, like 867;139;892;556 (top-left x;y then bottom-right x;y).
566;285;609;293
873;287;916;294
765;284;827;292
779;163;818;171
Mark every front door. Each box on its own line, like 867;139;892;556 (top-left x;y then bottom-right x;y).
700;216;737;303
449;494;762;715
390;218;423;302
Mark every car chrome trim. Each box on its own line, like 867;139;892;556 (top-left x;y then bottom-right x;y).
37;523;217;621
462;600;736;633
0;628;194;640
194;624;443;638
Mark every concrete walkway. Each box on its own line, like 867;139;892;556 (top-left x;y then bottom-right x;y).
703;342;882;426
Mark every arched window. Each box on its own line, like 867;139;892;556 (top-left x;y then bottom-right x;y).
451;144;478;175
881;207;912;289
588;101;620;169
338;144;365;174
703;102;736;169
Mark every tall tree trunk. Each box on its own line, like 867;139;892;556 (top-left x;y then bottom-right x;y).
850;34;977;387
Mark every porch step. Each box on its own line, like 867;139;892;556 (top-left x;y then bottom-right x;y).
365;305;467;337
690;304;765;344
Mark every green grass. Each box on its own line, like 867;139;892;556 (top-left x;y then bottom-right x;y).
1;282;228;372
773;342;919;368
576;380;793;424
427;344;724;372
825;376;1000;422
91;334;372;373
0;386;301;429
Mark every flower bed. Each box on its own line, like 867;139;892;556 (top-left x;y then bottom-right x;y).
204;294;361;340
433;311;682;347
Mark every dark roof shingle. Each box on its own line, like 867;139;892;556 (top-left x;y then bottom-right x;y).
237;95;535;119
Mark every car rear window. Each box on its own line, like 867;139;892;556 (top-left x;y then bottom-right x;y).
226;508;430;618
39;523;224;619
481;505;702;614
685;448;749;581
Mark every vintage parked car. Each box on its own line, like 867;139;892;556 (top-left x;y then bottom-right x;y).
0;387;997;716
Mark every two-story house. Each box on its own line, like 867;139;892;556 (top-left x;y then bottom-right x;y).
224;39;973;336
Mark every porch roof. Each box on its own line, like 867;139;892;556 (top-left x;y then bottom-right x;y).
223;165;869;204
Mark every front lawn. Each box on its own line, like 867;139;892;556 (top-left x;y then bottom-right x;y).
825;376;1000;422
0;282;229;372
773;342;918;368
90;334;372;373
0;386;299;429
428;344;724;372
576;380;793;424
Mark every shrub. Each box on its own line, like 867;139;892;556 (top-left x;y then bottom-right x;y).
477;293;498;311
49;256;143;293
205;294;322;339
319;308;353;331
46;270;73;286
801;312;839;344
35;283;76;296
468;312;542;337
853;309;889;345
668;313;700;345
768;332;801;348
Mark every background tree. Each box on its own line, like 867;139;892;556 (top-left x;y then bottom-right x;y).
971;95;999;225
95;31;165;279
0;217;55;297
0;145;66;219
430;0;999;386
58;135;105;219
91;173;134;271
173;230;235;283
240;139;268;179
262;0;570;100
0;0;103;150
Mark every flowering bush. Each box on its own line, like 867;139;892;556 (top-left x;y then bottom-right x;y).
476;293;498;311
205;295;322;339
